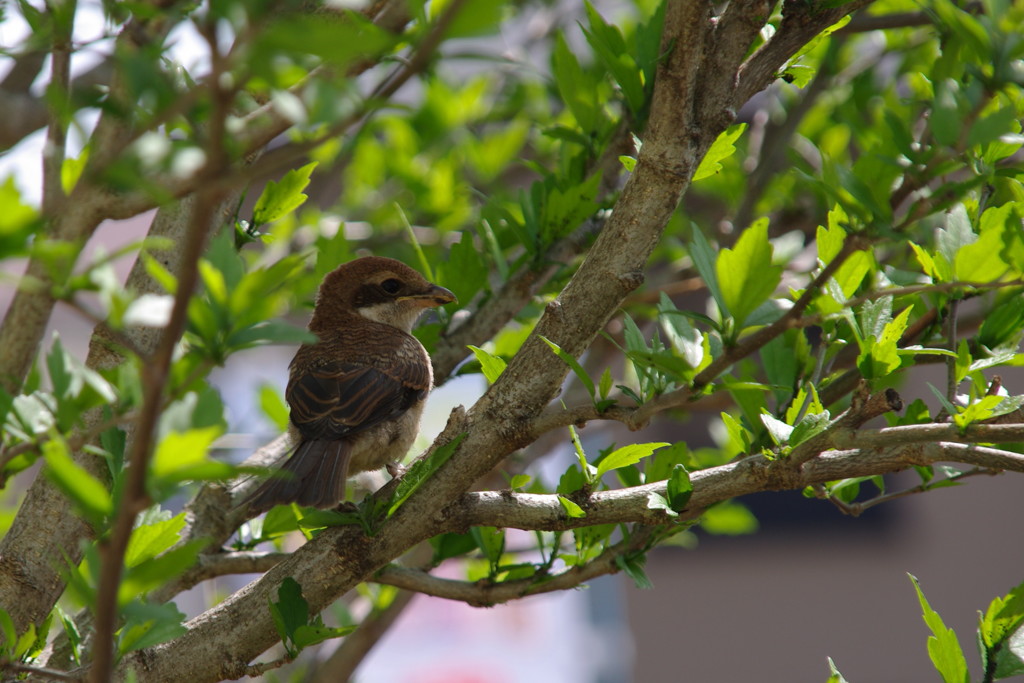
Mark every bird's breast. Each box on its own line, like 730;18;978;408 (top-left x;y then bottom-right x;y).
348;399;426;472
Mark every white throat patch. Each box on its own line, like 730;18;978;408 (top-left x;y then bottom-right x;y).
356;302;422;332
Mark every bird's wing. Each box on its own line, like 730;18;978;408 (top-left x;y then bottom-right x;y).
286;361;427;441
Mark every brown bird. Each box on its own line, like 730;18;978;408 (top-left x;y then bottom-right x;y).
245;256;456;514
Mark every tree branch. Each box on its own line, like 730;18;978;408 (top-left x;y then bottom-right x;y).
736;0;877;107
373;530;647;607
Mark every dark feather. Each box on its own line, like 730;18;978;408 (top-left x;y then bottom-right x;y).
245;439;351;513
286;361;426;440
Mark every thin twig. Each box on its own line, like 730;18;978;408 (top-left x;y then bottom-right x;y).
373;527;656;606
823;466;1000;516
85;20;234;683
0;659;81;682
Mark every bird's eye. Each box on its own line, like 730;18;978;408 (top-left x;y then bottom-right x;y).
380;278;403;294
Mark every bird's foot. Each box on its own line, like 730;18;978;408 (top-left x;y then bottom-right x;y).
385;461;407;479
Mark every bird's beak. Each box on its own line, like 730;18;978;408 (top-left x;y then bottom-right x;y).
401;284;457;308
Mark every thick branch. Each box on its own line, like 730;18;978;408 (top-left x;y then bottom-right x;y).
436;438;1024;534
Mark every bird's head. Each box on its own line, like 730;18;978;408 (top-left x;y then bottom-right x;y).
310;256;457;333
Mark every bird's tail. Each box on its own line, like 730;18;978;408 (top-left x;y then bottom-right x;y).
244;439;351;514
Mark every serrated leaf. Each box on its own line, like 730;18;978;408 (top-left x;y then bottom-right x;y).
467;345;507;384
955;217;1009;282
269;577;309;657
716;219;782;327
252;162;317;226
694;123;747;181
910;574;970;683
438;232;489;305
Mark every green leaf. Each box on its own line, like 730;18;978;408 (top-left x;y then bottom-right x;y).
43;437;113;527
979;579;1024;679
666;464;693;511
429;532;478;564
646;491;678;517
293;623;357;649
124;511;186;568
558;496;586;518
0;608;15;655
150;426;231;487
119;540;207;604
252;162;317;226
582;1;645;114
826;657;850;683
0;176;40;257
909;574;970;683
789;411;831;448
540;336;594;399
700;501;759;535
437;232;489;306
954;395;1024;430
227;321;316;350
598;367;614;400
509;474;531;490
117;601;186;656
658;293;705;370
689;227;727;319
615;553;653;589
269;577;309;658
760;412;793;446
936;204;976;268
552;32;602;132
716;219;782;327
258;384;290;432
470;526;505;566
931;79;964;147
955;216;1010;282
694;124;747;181
595;442;669;480
387;434;465;517
567;425;597;483
858;305;912;379
467;345;507;384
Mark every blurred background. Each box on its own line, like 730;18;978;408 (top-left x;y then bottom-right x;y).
2;0;1022;680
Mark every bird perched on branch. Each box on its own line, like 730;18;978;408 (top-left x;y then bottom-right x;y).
245;256;456;514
